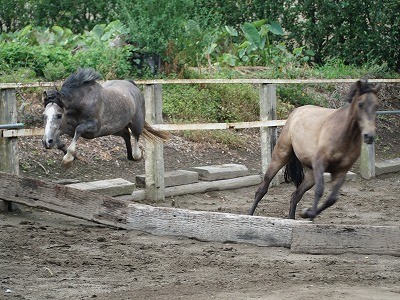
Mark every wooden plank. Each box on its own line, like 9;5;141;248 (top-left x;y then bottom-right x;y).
291;224;400;256
1;128;43;137
121;174;263;202
116;203;303;247
0;121;287;137
0;171;307;247
152;120;286;131
2;78;399;89
0;171;109;222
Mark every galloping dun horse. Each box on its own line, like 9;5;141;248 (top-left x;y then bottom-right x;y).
42;68;169;165
249;79;381;220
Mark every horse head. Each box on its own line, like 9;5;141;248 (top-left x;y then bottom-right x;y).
347;80;381;144
42;90;66;149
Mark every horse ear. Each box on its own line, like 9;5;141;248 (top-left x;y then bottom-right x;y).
372;83;382;93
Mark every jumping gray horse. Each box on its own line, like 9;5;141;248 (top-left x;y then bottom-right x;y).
42;68;169;165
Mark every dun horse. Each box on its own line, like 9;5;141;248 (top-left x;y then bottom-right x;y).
42;68;169;166
249;79;381;220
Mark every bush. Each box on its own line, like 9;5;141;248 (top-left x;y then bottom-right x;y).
0;22;133;81
163;83;260;124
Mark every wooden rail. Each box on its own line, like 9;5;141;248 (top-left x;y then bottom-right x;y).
1;78;399;207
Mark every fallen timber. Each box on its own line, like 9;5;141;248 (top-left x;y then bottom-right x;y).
1;171;399;256
0;171;303;248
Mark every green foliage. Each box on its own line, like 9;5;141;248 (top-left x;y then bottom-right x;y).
0;21;133;80
0;0;117;33
117;0;193;56
1;0;399;72
163;84;259;124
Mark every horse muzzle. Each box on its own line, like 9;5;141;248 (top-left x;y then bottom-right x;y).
42;138;55;149
363;133;375;144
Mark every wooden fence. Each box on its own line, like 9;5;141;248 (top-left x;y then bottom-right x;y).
1;78;400;207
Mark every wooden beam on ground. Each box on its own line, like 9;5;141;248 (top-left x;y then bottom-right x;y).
291;224;400;256
120;174;262;202
0;171;306;247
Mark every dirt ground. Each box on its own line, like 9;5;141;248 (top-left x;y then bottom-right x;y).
1;133;400;300
1;84;400;299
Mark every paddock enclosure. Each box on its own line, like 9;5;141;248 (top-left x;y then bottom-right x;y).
1;79;400;299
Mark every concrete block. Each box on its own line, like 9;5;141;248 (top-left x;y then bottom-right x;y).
67;178;135;196
136;169;199;188
375;158;400;176
190;164;249;181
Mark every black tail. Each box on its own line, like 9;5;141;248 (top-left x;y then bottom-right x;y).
284;154;304;188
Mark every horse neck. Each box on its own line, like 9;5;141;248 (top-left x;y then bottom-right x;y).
339;101;362;143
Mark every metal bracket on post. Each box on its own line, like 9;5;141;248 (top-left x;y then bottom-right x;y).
143;84;165;202
259;84;279;186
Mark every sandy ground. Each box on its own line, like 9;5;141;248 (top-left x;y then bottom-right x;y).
1;170;399;300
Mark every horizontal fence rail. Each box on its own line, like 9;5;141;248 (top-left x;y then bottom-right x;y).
1;78;400;90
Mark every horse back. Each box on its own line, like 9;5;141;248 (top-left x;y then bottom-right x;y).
90;80;145;136
286;105;342;167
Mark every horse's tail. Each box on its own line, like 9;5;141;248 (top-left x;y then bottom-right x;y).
143;122;170;142
284;154;304;188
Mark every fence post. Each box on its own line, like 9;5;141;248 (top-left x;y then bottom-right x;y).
0;88;19;211
259;84;279;186
360;142;375;179
143;84;165;202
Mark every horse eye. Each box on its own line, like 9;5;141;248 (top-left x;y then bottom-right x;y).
56;114;62;119
358;102;364;109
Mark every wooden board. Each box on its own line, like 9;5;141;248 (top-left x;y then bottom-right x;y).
0;171;306;247
2;78;400;89
1;128;43;138
291;224;400;256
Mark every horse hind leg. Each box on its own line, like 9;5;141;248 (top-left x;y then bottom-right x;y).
131;135;142;161
127;124;143;161
249;148;293;215
288;168;314;219
118;128;134;160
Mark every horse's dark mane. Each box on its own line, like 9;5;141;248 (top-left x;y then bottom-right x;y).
60;68;101;98
345;79;375;103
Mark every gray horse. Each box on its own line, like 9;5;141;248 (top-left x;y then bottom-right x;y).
42;68;169;165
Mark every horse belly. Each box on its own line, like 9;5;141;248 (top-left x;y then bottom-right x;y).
288;106;335;168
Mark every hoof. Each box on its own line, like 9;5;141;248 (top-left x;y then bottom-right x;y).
300;208;311;219
62;153;75;167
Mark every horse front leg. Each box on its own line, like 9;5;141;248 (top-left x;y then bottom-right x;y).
314;172;346;217
63;122;95;166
